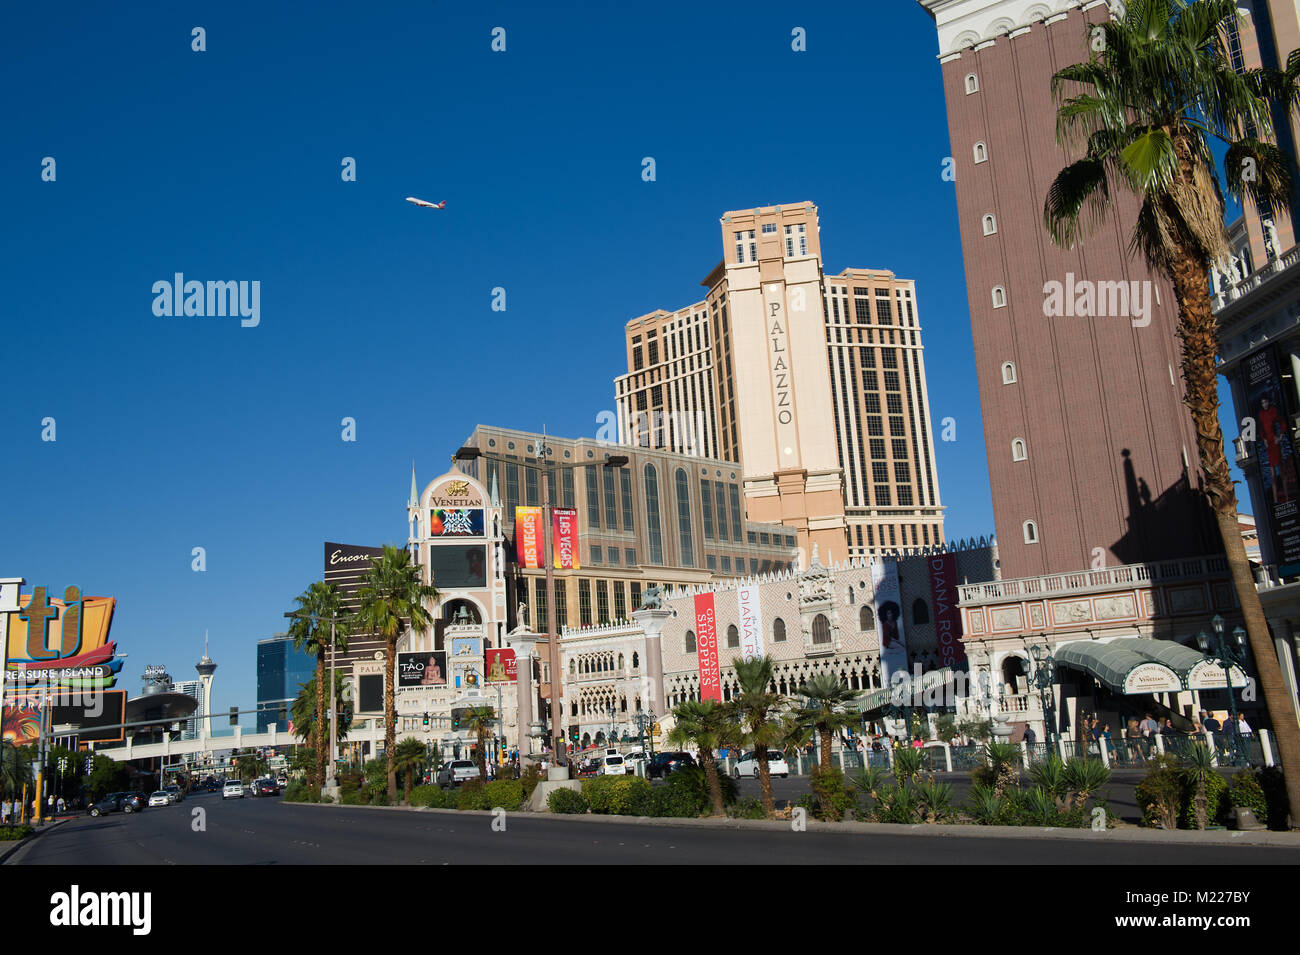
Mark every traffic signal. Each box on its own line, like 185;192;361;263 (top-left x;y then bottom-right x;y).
422;713;430;727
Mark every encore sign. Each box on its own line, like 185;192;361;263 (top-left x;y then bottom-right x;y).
694;593;722;702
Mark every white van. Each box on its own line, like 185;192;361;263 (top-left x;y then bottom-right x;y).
601;754;626;776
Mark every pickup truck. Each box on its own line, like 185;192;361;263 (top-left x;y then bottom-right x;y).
436;760;481;788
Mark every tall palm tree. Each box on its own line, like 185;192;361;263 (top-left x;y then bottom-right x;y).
392;737;428;805
729;655;785;815
1043;0;1300;819
234;749;270;782
0;741;31;801
796;673;862;770
463;706;497;780
667;699;728;815
290;677;352;756
355;544;440;802
288;580;350;792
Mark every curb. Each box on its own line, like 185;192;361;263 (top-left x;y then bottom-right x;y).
282;800;1300;847
0;818;68;865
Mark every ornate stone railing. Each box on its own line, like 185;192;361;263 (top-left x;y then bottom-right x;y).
958;555;1229;604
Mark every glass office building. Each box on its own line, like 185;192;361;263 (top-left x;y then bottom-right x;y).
256;634;317;733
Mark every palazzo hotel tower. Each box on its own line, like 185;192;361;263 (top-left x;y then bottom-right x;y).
614;202;946;564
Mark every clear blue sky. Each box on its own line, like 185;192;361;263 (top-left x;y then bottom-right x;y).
0;1;1244;714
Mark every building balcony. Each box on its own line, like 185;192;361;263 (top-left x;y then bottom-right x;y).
957;555;1228;606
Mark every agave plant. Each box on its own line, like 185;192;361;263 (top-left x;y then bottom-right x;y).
1028;755;1069;808
1063;757;1112;810
881;785;921;825
982;741;1021;798
892;746;924;787
1182;742;1217;830
1023;787;1061;827
915;779;955;824
966;783;1004;826
849;766;890;804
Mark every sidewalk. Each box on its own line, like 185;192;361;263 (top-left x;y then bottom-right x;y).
0;818;68;865
286;800;1300;847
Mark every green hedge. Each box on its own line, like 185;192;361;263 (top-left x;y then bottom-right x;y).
0;825;34;841
581;775;653;815
548;787;589;814
410;785;455;808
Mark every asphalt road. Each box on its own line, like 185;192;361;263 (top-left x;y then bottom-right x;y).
8;789;1297;865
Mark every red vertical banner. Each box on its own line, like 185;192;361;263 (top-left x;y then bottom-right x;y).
552;507;579;570
928;553;966;667
515;506;542;568
693;593;722;702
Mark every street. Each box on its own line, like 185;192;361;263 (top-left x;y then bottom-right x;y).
8;789;1296;866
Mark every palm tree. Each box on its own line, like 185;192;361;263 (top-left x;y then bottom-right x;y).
288;580;350;792
392;737;428;805
290;676;351;758
0;741;31;802
355;544;440;802
1043;0;1300;817
728;655;785;814
234;749;270;782
462;706;497;780
667;699;728;815
795;673;862;770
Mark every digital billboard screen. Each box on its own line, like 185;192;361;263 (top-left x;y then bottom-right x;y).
428;545;488;589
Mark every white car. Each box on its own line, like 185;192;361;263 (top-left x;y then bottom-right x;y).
148;791;171;807
732;751;790;778
436;760;481;788
222;779;245;799
601;754;626;776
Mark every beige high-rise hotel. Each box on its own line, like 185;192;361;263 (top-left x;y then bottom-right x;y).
614;202;946;563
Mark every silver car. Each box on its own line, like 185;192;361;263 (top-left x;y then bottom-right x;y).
436;760;481;788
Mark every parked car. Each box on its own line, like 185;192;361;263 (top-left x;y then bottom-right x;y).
646;752;696;779
148;792;171;807
436;760;481;788
222;779;245;800
163;785;183;804
601;754;626;776
731;751;790;778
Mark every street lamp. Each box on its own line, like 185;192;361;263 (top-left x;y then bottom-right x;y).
1028;643;1056;748
1196;616;1248;766
632;706;656;759
453;441;629;770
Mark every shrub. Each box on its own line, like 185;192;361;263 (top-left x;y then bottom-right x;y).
664;765;735;812
410;785;453;808
1257;767;1290;830
547;787;588;814
809;766;857;821
727;797;767;820
1177;770;1228;830
339;789;369;806
481;780;525;812
0;825;34;841
1027;756;1068;802
520;764;544;802
891;747;924;786
456;779;488;811
1135;754;1183;829
1018;787;1062;827
1062;757;1111;808
283;781;317;803
582;776;653;815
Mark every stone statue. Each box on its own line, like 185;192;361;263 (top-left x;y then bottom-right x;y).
1228;255;1242;284
1210;264;1222;296
517;601;528;625
640;584;665;610
1264;219;1282;264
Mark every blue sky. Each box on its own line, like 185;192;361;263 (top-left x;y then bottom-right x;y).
0;1;1245;713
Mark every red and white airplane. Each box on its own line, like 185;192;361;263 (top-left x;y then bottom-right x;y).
405;197;446;209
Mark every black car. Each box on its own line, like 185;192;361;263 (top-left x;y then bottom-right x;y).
88;792;143;816
646;752;696;779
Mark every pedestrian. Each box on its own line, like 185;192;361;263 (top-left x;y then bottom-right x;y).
1;799;9;825
1201;710;1221;734
56;796;65;814
1024;725;1037;747
1238;715;1253;738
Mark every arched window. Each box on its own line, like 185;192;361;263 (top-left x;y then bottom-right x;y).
773;618;787;643
812;614;831;645
1012;438;1027;461
1001;361;1016;384
1023;520;1039;544
644;464;664;565
847;587;854;604
982;214;997;235
727;624;739;649
859;605;874;631
618;653;624;669
965;72;979;94
991;286;1007;308
674;468;694;567
632;651;639;669
973;141;988;163
912;598;930;625
570;660;576;674
685;630;697;653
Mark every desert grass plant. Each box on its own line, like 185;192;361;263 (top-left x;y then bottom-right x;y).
966;784;1005;826
1182;742;1217;830
891;745;924;787
915;779;955;824
1062;756;1112;810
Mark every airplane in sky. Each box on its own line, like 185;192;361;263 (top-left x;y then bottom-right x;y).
405;197;446;209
